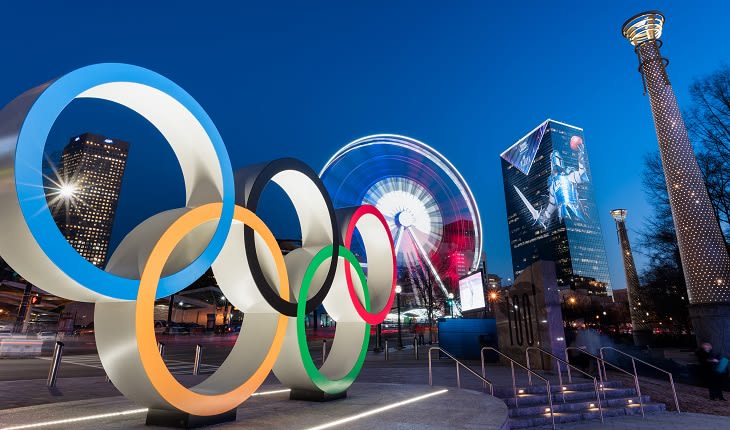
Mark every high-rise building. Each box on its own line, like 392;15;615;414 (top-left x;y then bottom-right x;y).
610;209;651;344
48;133;129;268
622;12;730;351
501;119;613;296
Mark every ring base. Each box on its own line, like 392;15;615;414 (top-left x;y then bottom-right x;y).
145;408;237;428
289;388;347;402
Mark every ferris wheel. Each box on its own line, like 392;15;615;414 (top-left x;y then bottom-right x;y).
320;134;482;308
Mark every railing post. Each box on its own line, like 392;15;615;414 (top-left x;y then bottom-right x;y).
526;349;533;386
384;340;389;361
46;341;64;387
510;361;517;405
556;357;564;386
594;378;604;423
481;348;487;391
669;373;680;413
322;339;327;364
428;348;434;385
193;344;203;375
546;381;555;430
158;342;165;357
456;361;461;389
413;337;418;360
631;358;645;418
599;348;608;382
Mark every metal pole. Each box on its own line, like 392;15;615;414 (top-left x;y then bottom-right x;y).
669;373;681;413
158;342;165;357
510;361;517;406
428;276;434;345
456;361;461;389
631;358;645;418
526;349;533;386
428;347;433;385
193;344;203;375
396;292;403;349
413;336;419;359
322;339;327;364
47;341;64;387
374;323;382;352
384;340;389;361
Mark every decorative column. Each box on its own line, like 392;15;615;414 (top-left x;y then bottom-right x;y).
622;11;730;353
610;209;651;345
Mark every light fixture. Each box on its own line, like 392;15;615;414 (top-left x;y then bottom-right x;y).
395;285;402;294
305;389;448;430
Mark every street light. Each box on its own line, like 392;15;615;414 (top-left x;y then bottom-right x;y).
447;292;454;317
395;285;403;349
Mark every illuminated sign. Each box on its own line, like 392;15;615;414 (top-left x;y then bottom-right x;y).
458;272;485;311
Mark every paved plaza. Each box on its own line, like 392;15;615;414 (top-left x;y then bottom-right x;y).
1;344;729;429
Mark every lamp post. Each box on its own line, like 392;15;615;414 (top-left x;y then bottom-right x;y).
447;292;454;317
395;285;403;349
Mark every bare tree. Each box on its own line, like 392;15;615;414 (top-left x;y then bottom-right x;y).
687;65;730;234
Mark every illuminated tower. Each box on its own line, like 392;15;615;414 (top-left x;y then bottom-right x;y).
622;12;730;351
49;133;129;268
610;209;651;345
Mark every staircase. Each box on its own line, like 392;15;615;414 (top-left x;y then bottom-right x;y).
494;379;666;428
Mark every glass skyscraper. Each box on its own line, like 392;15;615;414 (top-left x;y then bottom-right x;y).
48;133;129;268
501;119;612;296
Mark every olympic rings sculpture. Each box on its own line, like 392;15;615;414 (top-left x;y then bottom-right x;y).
0;63;397;417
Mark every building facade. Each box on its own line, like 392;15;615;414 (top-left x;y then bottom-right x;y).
501;119;613;296
48;133;129;268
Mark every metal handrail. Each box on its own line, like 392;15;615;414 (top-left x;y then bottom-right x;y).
600;346;680;413
428;347;494;395
481;347;555;430
526;346;604;424
567;346;644;418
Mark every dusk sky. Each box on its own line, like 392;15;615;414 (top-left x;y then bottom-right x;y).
3;1;730;290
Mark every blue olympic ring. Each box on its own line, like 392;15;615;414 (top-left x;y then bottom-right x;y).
13;63;234;300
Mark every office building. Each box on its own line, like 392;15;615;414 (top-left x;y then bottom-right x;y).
501;119;613;296
48;133;129;268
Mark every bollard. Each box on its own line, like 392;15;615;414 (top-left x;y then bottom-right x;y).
47;341;64;387
193;344;203;375
384;340;389;361
322;339;327;364
413;337;419;360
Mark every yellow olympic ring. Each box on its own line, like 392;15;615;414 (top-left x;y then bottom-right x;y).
136;203;288;415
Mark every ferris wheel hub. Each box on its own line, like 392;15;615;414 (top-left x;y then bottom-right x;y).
395;210;416;228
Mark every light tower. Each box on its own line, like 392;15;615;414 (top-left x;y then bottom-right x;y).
622;12;730;352
610;209;651;346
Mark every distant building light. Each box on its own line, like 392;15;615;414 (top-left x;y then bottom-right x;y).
104;139;113;143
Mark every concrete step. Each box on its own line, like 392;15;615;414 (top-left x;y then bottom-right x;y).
501;387;638;407
508;403;666;429
492;380;622;397
508;395;651;417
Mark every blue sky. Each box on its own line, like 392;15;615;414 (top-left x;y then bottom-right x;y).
3;1;730;289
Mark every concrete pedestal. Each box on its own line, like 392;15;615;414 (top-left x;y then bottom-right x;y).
289;389;347;402
145;408;236;428
690;303;730;355
494;260;566;369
